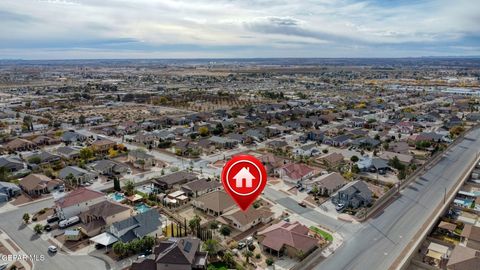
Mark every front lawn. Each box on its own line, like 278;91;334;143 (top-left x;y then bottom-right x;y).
310;226;333;241
207;262;228;270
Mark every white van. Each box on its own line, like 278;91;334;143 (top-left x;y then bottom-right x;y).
59;216;80;228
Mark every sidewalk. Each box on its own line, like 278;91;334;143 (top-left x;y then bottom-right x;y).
0;229;32;270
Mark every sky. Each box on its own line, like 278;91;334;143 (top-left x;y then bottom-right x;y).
0;0;479;59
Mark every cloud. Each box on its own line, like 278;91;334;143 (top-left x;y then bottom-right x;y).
0;0;478;59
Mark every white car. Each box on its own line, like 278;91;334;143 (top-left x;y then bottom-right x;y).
48;245;58;253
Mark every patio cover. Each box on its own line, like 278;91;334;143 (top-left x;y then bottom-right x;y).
90;232;118;246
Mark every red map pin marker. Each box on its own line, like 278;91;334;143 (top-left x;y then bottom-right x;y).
221;154;267;211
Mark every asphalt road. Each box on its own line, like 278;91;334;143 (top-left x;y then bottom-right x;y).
0;199;109;270
312;127;480;270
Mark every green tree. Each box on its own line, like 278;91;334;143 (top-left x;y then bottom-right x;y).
123;180;135;196
223;252;236;268
199;126;209;137
350;155;359;162
189;215;201;234
113;176;121;192
22;213;30;224
28;156;41;164
0;167;10;181
243;250;253;263
79;114;86;125
219;225;231;237
113;242;127;257
202;239;220;258
266;257;274;266
33;224;44;234
64;173;77;187
79;147;94;160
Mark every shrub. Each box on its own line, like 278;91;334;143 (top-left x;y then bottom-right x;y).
266;258;274;266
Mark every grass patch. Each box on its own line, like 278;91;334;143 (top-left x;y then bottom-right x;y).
310;226;333;241
207;262;228;270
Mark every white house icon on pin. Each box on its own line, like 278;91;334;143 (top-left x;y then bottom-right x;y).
233;167;255;188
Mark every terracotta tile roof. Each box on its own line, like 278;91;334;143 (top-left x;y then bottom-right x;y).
219;206;273;227
461;224;480;242
55;187;104;208
258;221;318;253
279;163;314;180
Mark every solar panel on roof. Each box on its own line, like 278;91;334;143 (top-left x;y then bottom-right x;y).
184;241;192;252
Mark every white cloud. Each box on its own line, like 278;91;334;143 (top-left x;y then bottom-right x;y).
0;0;478;58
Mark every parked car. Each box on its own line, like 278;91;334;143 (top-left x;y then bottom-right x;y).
48;245;57;253
44;225;52;232
47;215;59;223
237;241;246;249
298;202;307;208
335;203;346;212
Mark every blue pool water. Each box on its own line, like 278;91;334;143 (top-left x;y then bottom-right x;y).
454;198;474;208
135;203;151;213
109;193;126;202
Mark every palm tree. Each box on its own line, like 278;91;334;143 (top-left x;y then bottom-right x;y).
189;215;201;234
123;180;135;196
22;213;30;224
33;224;43;234
202;239;219;258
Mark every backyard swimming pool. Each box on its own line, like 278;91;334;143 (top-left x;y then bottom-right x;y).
135;203;151;213
109;192;126;203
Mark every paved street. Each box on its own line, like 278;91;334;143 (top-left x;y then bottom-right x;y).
0;199;109;270
310;127;480;270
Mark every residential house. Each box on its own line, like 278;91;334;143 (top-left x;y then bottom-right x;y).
447;245;480;270
181;179;222;198
275;163;315;184
396;121;414;134
317;152;344;167
62;131;87;144
357;157;390;173
25;151;61;165
218;207;274;232
266;140;288;151
191;190;236;216
306;130;325;143
19;174;62;196
293;143;320;157
388;141;410;155
260;153;289;175
127;149;156;169
90;159;130;175
332;180;373;208
108;209;162;243
324;134;351;147
117;121;140;135
78;200;132;237
461;224;480;250
91;139;116;153
3;138;36;152
56;146;82;159
55;187;106;219
0;156;24;172
153;171;198;190
304;172;347;196
59;166;97;185
208;136;238;149
130;237;208;270
0;181;21;202
257;221;318;258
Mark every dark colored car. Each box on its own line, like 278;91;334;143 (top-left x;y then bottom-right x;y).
47;216;60;223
